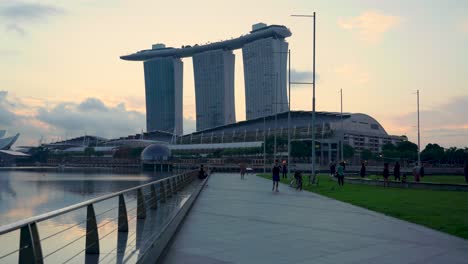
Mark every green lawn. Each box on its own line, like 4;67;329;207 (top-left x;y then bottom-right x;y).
365;174;467;185
258;173;468;239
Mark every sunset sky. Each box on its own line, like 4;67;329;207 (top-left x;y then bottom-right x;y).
1;0;467;148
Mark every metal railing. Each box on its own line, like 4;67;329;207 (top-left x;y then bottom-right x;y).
0;170;198;263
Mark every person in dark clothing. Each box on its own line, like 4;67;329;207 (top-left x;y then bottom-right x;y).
419;164;425;178
282;161;288;179
383;163;390;187
464;161;468;183
394;161;401;181
360;162;366;178
294;171;303;191
272;160;281;192
336;162;345;186
330;163;336;177
198;165;207;180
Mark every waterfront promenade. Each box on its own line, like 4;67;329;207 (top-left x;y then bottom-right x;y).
163;173;468;264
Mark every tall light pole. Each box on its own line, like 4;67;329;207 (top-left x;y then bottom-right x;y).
417;89;421;166
340;89;344;161
287;49;291;179
291;12;316;183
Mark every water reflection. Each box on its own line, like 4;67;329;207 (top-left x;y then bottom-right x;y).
0;169;171;226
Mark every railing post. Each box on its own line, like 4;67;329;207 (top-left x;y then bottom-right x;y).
160;181;166;203
172;177;177;194
137;188;146;219
166;179;173;198
85;204;99;254
118;194;128;232
150;185;158;210
19;222;43;264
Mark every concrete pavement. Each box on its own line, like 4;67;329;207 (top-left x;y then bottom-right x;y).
162;173;468;264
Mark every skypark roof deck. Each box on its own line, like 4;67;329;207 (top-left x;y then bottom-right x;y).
120;25;291;61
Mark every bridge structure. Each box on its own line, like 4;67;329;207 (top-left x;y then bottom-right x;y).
121;23;291;134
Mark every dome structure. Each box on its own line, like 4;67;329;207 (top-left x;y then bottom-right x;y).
141;144;171;162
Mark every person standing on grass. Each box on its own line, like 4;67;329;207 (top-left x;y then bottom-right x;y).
282;160;288;179
360;162;366;178
330;162;336;177
294;170;303;191
394;161;401;181
336;161;345;186
383;163;390;187
419;163;425;178
413;163;421;182
464;161;468;183
239;162;247;180
272;160;281;192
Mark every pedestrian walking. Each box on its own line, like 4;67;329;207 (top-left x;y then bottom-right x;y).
360;162;366;178
239;162;247;180
198;164;207;180
282;161;288;179
336;161;345;186
383;163;390;187
272;160;281;192
330;162;336;177
419;164;425;178
394;161;401;181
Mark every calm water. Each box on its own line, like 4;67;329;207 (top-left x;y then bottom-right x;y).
0;169;180;263
0;169;171;226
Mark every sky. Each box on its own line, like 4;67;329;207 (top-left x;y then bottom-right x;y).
0;0;467;149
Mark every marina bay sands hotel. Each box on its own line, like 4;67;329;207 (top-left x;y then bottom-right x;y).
121;23;292;135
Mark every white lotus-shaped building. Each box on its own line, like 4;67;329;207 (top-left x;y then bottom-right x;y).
0;130;20;150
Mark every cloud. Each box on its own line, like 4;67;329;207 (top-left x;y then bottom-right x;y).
0;91;18;126
338;10;400;44
290;69;318;83
392;96;468;148
5;23;26;36
36;99;145;138
0;2;63;21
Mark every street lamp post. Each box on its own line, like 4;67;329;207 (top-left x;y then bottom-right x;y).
417;90;421;166
340;89;344;161
291;12;317;183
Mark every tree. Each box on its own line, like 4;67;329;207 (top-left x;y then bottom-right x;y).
291;141;311;158
421;143;444;163
360;149;373;161
343;144;355;159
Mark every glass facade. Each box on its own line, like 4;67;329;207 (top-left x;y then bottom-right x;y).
143;58;183;135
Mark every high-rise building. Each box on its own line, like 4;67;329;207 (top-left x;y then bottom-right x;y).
193;49;235;131
243;33;288;120
143;56;183;135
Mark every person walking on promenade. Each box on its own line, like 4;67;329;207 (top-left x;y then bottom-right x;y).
360;162;366;178
198;164;207;180
394;161;401;181
272;160;281;192
239;162;247;180
330;162;336;177
282;161;288;179
336;161;345;186
383;163;390;187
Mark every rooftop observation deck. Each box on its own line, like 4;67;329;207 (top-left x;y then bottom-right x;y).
120;25;292;61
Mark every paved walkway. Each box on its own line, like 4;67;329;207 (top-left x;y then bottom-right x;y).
162;173;468;264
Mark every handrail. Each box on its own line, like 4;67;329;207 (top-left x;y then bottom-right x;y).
0;170;197;236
